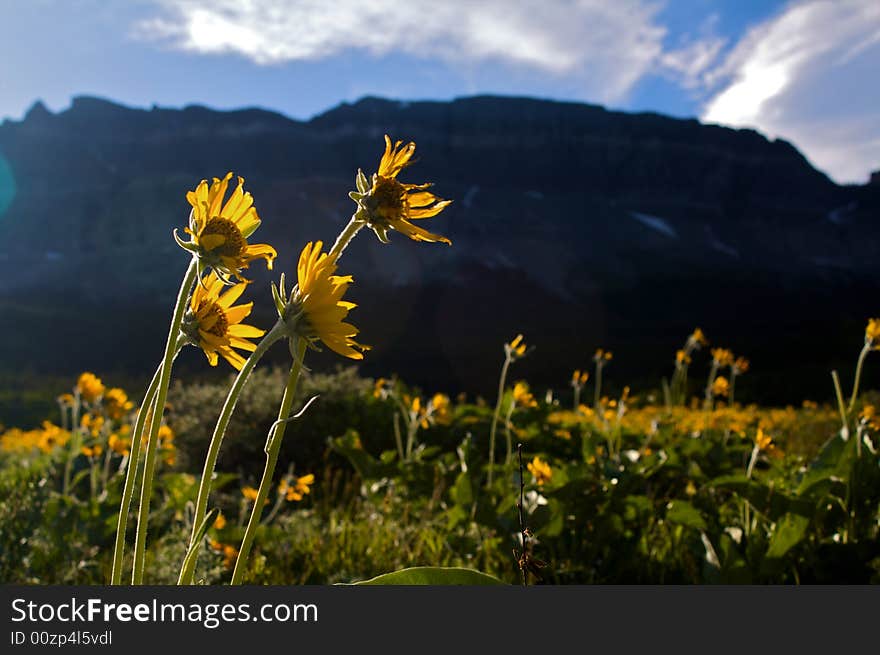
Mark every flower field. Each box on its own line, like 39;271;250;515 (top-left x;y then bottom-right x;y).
0;136;878;585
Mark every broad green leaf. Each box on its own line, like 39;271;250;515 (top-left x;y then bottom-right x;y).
350;567;506;585
665;500;707;531
766;513;810;559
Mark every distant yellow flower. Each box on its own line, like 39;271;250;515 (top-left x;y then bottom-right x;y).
676;350;691;366
280;473;315;502
732;357;750;375
512;381;538;408
76;372;104;404
57;393;75;407
754;427;783;458
373;378;388;399
281;241;367;360
210;539;238;569
860;404;880;430
351;135;452;245
213;512;227;530
571;370;589;386
431;393;452;424
108;430;131;456
81;444;102;458
711;348;734;367
241;486;260;502
688;328;708;348
177;172;276;283
409;396;430;429
182;271;265;370
594;348;613;363
685;480;697;496
103;387;133;421
527;456;553;486
866;318;880;347
505;334;528;359
712;376;730;397
554;429;572;440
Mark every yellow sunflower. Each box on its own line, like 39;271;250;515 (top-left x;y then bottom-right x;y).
181;271;265;370
350;135;452;245
176;172;276;283
277;241;367;360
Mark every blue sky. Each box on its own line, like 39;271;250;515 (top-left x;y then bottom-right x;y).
1;0;877;184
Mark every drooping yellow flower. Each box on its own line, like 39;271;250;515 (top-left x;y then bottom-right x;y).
76;372;104;404
108;430;131;456
505;334;528;359
431;393;452;425
712;376;730;397
571;370;589;386
733;357;750;375
213;512;227;530
676;350;691;366
866;318;880;348
527;456;553;486
594;348;613;363
711;348;734;367
754;427;783;458
182;271;265;370
512;381;538;408
280;241;367;360
176;172;276;283
81;444;103;458
688;328;708;348
280;473;315;502
351;135;452;245
103;387;133;421
57;393;75;407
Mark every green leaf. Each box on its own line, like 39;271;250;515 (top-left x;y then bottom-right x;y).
449;471;473;507
350;567;506;585
665;500;707;531
766;513;810;559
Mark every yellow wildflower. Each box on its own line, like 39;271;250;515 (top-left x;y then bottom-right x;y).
280;241;367;360
512;381;538;408
103;387;133;421
431;393;452;424
689;328;708;348
351;135;452;245
571;370;589;386
373;378;387;399
81;444;102;458
209;539;238;569
241;486;260;502
505;334;528;359
213;513;227;530
76;372;104;404
711;376;730;397
280;473;315;502
676;350;692;366
108;429;131;456
860;405;880;430
176;172;276;283
594;348;613;363
866;318;880;348
733;357;750;375
57;393;75;407
182;270;265;370
554;429;572;440
711;348;734;367
527;456;553;486
755;427;783;458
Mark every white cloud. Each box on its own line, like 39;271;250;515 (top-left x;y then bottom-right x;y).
702;0;880;184
135;0;668;104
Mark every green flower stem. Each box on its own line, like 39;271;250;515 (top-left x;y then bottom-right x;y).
487;355;512;489
831;370;850;440
62;392;82;495
178;319;287;585
131;258;198;584
231;339;308;585
703;361;719;410
847;343;871;415
593;362;603;410
110;362;163;585
329;215;364;262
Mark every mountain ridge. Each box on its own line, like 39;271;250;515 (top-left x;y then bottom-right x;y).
0;93;877;404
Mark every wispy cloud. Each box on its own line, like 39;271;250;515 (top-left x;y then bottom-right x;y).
701;0;880;184
134;0;668;104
